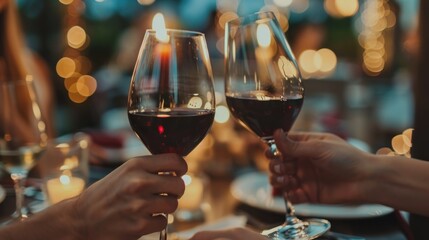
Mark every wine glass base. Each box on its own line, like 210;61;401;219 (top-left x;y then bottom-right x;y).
262;219;331;240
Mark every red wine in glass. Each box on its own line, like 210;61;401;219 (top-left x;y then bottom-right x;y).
128;109;215;156
226;95;303;140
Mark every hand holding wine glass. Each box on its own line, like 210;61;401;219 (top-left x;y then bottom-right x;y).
0;76;48;224
224;12;330;239
127;14;215;240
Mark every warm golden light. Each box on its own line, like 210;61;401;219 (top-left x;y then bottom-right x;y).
278;56;297;78
392;134;410;155
256;24;271;48
335;0;359;17
67;26;87;49
56;57;76;78
299;50;318;74
318;48;337;73
68;90;87;103
76;75;97;97
59;0;74;5
152;13;169;43
218;12;238;30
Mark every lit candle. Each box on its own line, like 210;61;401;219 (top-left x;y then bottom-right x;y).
178;174;204;210
152;13;173;109
46;174;85;204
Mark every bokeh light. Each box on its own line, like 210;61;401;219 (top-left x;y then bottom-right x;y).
67;26;87;49
56;57;76;78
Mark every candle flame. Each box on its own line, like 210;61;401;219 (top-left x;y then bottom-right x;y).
256;23;271;48
60;175;71;185
152;13;169;43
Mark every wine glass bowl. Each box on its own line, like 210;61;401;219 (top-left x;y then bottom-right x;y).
128;28;215;239
224;12;329;240
0;77;48;224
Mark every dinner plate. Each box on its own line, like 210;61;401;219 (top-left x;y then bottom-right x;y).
231;172;394;219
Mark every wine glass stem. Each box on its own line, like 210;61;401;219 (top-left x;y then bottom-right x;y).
11;173;27;219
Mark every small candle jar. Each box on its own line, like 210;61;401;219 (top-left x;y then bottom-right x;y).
39;133;90;205
175;172;207;221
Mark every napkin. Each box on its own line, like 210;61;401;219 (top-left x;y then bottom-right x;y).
139;215;247;240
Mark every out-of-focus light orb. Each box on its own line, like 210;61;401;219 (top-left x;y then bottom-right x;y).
217;0;239;13
76;75;97;97
402;128;413;147
256;24;271;48
59;0;73;5
137;0;155;5
335;0;359;17
318;48;337;73
290;0;309;13
278;56;297;78
273;0;292;8
188;97;203;109
68;91;87;103
218;12;238;30
376;147;393;155
67;26;87;49
64;73;81;91
392;134;410;155
299;50;318;74
152;13;169;43
214;105;230;123
56;57;76;78
182;175;192;185
324;0;359;18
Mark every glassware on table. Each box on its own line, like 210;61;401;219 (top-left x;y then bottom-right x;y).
39;133;90;206
0;77;48;224
224;11;330;239
127;19;215;239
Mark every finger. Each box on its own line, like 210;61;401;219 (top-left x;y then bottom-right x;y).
269;159;284;174
123;174;185;198
146;195;179;214
273;130;323;160
136;214;168;236
269;175;298;189
129;154;188;176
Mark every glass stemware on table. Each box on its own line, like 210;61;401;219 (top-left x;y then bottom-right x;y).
224;11;330;239
127;15;215;240
0;76;48;225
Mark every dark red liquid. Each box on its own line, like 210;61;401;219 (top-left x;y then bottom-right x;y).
226;96;303;140
128;109;214;156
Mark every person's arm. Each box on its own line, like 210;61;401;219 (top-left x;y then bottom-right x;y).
0;154;187;240
268;130;429;217
369;155;429;216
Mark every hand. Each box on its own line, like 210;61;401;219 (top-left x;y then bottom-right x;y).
190;228;268;240
267;130;374;205
71;154;187;240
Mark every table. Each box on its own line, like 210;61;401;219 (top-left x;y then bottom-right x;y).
0;165;409;240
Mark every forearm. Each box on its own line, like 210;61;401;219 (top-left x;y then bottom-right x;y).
0;198;83;240
368;155;429;216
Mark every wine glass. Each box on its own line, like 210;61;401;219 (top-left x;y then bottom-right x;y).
127;28;215;240
0;77;48;224
224;12;330;239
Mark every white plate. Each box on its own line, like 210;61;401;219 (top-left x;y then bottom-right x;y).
231;172;394;219
0;185;5;204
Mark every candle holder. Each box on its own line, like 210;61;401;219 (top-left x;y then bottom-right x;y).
38;133;90;205
175;172;208;222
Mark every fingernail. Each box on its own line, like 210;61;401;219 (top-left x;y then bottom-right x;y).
274;164;282;174
276;176;284;183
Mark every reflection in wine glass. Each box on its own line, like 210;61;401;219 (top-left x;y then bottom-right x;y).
127;13;215;240
224;12;330;239
0;76;48;224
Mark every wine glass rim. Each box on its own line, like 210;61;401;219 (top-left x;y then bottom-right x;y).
146;29;205;38
226;11;276;27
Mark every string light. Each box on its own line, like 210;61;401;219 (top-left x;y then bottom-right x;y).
57;0;98;103
359;0;396;76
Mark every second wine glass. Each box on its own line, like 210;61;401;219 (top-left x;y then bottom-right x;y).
224;11;330;240
127;16;215;240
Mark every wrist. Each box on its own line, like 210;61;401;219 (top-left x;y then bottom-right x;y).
55;197;87;240
357;153;387;203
